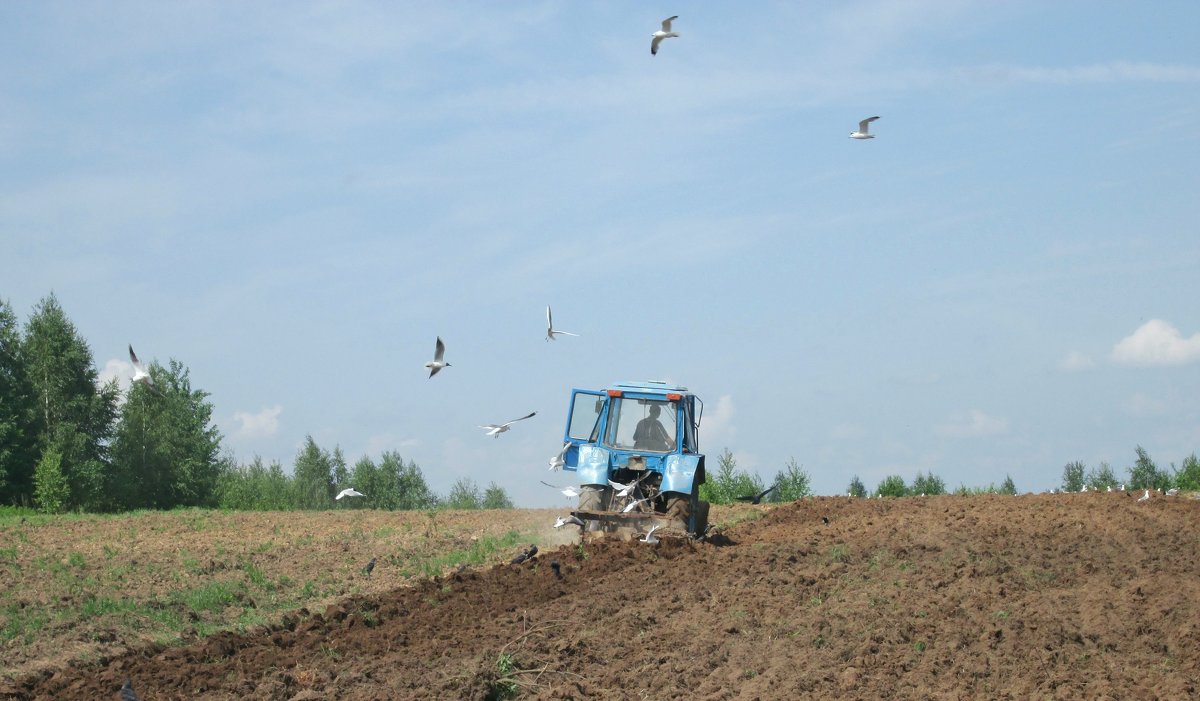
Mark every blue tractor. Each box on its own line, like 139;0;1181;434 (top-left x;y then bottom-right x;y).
561;381;710;537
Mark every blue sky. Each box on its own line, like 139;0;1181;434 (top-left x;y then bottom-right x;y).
3;2;1198;505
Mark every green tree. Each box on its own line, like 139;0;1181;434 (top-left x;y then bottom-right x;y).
349;455;381;508
22;294;118;511
110;359;223;509
1174;453;1200;491
481;482;514;509
770;458;811;502
1061;461;1085;493
292;436;334;509
909;471;946;496
1127;445;1172;491
0;299;38;505
699;448;763;504
33;444;69;513
445;477;481;509
846;475;866;498
999;474;1017;495
876;475;907;497
331;447;349;493
1086;462;1117;491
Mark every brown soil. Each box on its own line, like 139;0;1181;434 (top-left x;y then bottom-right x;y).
6;493;1200;700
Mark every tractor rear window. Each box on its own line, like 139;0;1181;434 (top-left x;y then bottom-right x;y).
605;398;676;453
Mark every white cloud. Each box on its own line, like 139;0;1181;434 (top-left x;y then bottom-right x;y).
701;395;736;447
1111;319;1200;366
231;405;283;439
97;357;132;391
1059;351;1096;372
935;409;1009;438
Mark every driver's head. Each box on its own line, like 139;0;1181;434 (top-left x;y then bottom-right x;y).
649;404;661;418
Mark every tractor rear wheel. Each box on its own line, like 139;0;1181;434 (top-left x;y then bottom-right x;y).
664;488;710;537
578;484;611;532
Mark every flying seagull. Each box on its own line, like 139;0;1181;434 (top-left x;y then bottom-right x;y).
736;484;778;504
849;116;880;139
541;480;581;499
424;336;451;378
363;557;376;577
554;514;586;528
639;524;661;544
335;487;366;500
548;442;570;471
622;495;653;513
128;345;161;395
651;15;679;55
479;411;537;438
609;477;640;498
120;677;141;701
545;306;579;341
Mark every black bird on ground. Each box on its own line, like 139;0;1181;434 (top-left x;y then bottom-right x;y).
510;544;539;565
363;557;376;577
821;516;830;525
550;560;562;579
120;677;141;701
735;484;778;504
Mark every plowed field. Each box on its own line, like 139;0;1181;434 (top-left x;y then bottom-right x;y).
5;493;1200;700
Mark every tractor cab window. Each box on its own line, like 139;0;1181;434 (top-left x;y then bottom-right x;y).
567;392;605;442
605;398;676;453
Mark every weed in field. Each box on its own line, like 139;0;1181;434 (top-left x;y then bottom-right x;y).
180;581;243;613
242;562;275;592
995;610;1010;619
0;546;18;562
320;643;341;660
829;545;848;563
914;641;926;653
68;552;86;568
490;653;519;700
813;634;826;649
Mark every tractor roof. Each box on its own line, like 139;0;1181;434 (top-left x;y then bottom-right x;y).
610;381;690;395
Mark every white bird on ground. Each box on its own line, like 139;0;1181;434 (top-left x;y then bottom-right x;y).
1081;484;1088;493
1138;489;1150;502
1167;488;1179;496
622;495;653;513
424;336;450;378
651;16;679;55
554;515;586;529
639;524;661;544
335;488;366;500
1119;483;1126;491
548;442;570;471
1107;485;1112;492
849;116;880;139
545;306;579;342
479;411;537;438
541;480;580;499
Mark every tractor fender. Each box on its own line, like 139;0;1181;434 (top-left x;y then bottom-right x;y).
662;454;703;494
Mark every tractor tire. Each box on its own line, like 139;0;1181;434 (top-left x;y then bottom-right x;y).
663;491;691;531
664;490;710;537
578;484;611;532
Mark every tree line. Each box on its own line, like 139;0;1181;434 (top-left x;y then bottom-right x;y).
0;294;513;513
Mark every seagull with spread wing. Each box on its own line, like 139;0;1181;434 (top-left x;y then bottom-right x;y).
545;306;579;341
850;116;880;139
128;345;161;395
651;16;679;55
541;480;581;499
424;336;451;378
548;442;570;471
335;487;365;500
479;411;537;438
